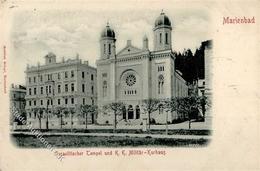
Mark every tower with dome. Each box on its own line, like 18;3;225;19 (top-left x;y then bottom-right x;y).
96;12;188;125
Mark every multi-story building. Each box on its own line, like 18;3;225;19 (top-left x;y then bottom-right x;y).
96;12;188;125
25;53;97;128
198;40;213;97
9;84;26;125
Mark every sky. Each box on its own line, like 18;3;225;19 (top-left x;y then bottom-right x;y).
10;7;211;85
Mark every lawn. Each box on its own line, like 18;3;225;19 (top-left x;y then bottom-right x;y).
13;129;211;136
11;134;209;148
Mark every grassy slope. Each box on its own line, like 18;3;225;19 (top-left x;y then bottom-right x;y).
11;134;209;148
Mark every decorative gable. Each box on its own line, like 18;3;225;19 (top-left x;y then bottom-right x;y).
117;40;142;57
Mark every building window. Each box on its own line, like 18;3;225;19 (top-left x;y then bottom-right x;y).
91;74;94;81
58;85;61;93
126;74;136;86
82;84;85;92
158;66;164;72
47;99;50;105
40;87;43;94
91;98;94;105
71;98;74;104
29;88;31;95
128;105;134;119
65;84;68;92
104;44;106;54
34;100;36;106
29;101;31;106
28;77;31;84
158;75;164;94
122;106;126;120
83;98;85;105
71;70;74;78
47;74;52;81
82;72;85;79
136;105;140;119
34;77;36;83
65;98;68;105
58;99;60;105
159;33;162;44
102;73;107;77
40;75;43;82
108;44;111;54
34;87;37;95
71;83;74;92
103;81;107;97
49;85;52;94
91;86;94;94
65;71;68;79
45;86;48;94
58;73;60;80
165;33;168;44
40;100;43;106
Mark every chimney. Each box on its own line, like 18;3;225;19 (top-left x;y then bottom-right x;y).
127;40;131;46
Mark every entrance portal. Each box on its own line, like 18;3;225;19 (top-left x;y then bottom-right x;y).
128;105;134;119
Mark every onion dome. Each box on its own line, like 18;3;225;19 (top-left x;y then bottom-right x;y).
101;23;115;38
154;11;172;27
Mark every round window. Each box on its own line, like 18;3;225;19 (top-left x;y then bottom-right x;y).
126;74;136;86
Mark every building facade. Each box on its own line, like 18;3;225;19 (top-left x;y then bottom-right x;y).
198;40;213;97
96;12;188;125
25;53;97;128
10;84;26;125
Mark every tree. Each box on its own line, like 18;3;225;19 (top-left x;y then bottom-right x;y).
103;102;125;133
54;107;66;129
142;99;159;132
163;98;177;134
176;96;200;129
80;105;98;129
32;107;45;130
68;107;76;131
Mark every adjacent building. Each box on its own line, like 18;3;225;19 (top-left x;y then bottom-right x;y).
96;12;188;125
25;53;97;128
9;84;26;125
198;40;213;97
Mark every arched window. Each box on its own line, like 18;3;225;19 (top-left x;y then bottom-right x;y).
136;105;140;119
122;106;126;120
165;33;168;44
158;75;164;94
104;44;106;54
103;81;107;97
108;44;111;55
128;105;134;119
159;33;162;44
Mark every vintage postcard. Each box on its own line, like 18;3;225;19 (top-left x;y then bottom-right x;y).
0;0;259;170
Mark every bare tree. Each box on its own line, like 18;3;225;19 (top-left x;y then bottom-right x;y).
176;96;201;129
163;98;177;135
54;106;66;129
32;107;45;130
80;105;98;129
142;99;159;132
103;102;125;133
68;107;76;131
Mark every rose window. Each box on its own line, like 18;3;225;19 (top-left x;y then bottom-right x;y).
126;74;136;86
